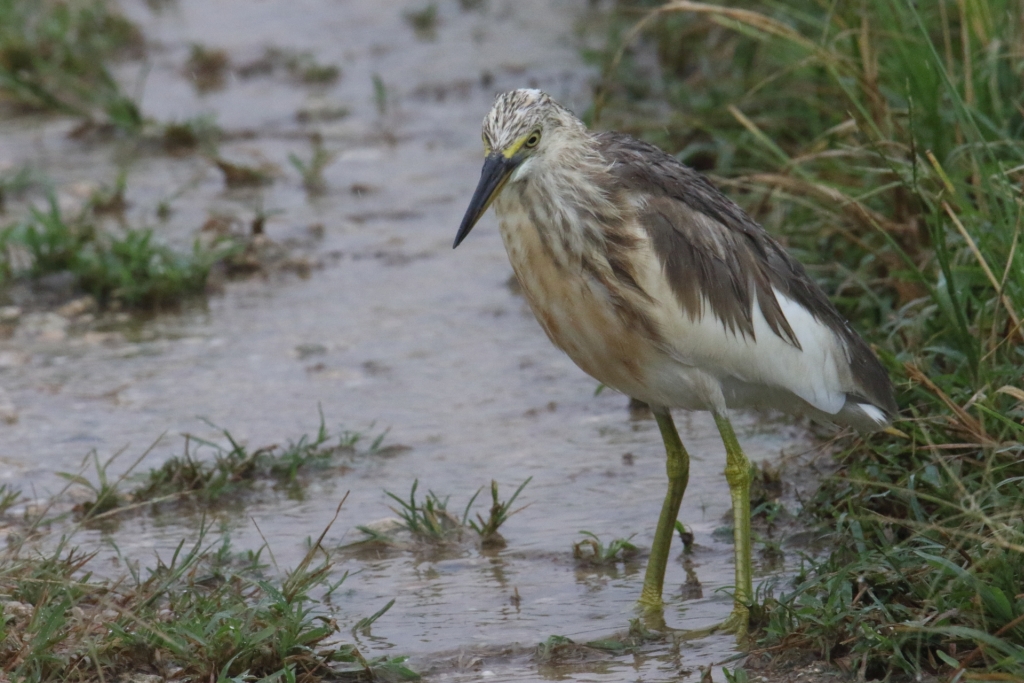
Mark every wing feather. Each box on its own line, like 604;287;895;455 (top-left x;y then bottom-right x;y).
595;131;897;417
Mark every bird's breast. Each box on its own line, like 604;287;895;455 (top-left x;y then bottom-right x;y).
493;200;656;398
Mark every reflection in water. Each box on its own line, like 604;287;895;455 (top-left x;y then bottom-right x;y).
681;558;705;601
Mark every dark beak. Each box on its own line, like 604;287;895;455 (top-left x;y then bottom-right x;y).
453;153;518;248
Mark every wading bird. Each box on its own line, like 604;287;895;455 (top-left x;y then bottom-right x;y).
453;89;896;633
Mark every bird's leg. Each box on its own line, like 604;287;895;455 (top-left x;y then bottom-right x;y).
638;409;690;610
713;412;753;639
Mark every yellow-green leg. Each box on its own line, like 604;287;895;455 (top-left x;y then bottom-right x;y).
713;412;752;638
638;409;690;609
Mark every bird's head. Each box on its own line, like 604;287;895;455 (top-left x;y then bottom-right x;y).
454;89;583;248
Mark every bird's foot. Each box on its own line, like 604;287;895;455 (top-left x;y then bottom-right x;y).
634;601;750;645
635;594;668;632
714;606;750;641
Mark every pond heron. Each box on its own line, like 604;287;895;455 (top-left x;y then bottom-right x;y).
453;89;896;633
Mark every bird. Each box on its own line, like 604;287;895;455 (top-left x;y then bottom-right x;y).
452;89;897;635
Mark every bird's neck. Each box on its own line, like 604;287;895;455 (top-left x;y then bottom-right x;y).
499;142;621;268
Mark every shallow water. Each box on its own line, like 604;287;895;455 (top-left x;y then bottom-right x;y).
0;1;814;678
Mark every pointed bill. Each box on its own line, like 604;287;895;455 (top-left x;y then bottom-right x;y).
454;153;519;248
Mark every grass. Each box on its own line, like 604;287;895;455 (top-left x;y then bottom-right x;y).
0;165;41;212
359;478;532;548
290;134;337;196
0;0;143;132
183;43;229;92
572;531;639;567
466;477;532;549
595;0;1024;679
403;4;439;40
236;47;341;86
282;52;341;86
0;418;415;680
0;194;235;309
58;413;386;518
162;115;221;155
0;511;415;681
535;619;662;664
385;480;463;542
372;73;388;116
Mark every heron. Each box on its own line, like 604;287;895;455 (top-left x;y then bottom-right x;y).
452;89;896;634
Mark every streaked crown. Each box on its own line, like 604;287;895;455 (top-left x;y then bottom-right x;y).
482;89;583;156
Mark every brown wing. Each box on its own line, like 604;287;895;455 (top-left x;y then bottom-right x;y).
595;131;897;415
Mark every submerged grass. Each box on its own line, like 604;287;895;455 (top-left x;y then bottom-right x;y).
596;0;1024;679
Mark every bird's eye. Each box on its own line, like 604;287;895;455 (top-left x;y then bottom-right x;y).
524;131;541;148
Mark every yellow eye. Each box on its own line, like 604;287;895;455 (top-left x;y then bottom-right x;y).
524;131;541;148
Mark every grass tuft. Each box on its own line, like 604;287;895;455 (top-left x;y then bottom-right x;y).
0;514;409;681
356;478;532;549
572;531;639;567
183;43;228;92
289;134;337;196
466;477;531;549
403;4;439;40
135;415;379;505
0;194;234;309
55;413;388;523
385;480;463;543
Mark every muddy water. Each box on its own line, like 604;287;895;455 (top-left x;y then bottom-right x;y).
0;1;814;679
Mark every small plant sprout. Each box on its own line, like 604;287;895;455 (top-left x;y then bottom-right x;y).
288;133;337;196
57;436;161;520
674;520;694;553
372;73;387;115
572;531;639;567
403;4;438;40
162;115;221;155
723;666;749;683
184;43;229;92
284;52;340;85
88;168;129;214
536;635;575;662
59;450;126;518
0;484;21;515
352;598;396;636
465;477;532;549
385;480;462;542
